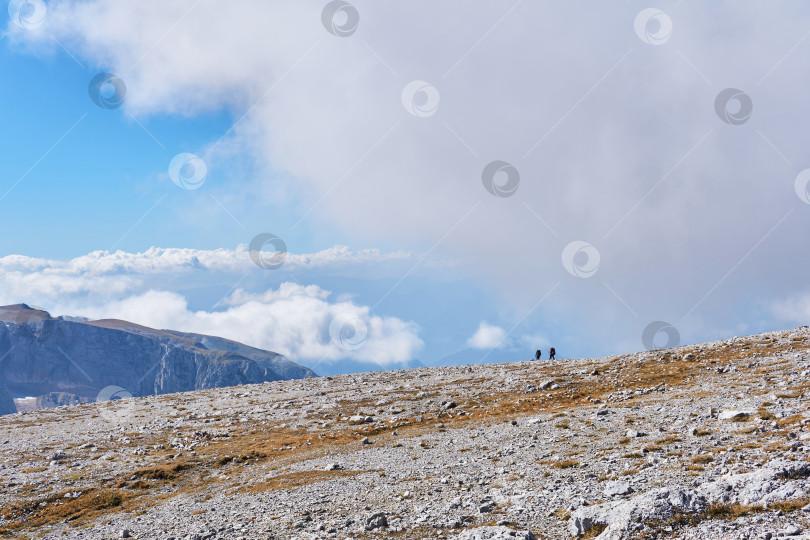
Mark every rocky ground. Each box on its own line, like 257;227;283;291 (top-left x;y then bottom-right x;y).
1;327;810;539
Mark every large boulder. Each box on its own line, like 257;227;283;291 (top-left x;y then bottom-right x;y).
697;458;810;506
568;488;706;539
569;459;810;539
453;526;536;540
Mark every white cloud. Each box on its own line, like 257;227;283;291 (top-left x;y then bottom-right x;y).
8;1;810;350
0;245;418;305
63;283;423;367
0;245;415;276
0;246;427;367
466;322;506;350
769;293;810;325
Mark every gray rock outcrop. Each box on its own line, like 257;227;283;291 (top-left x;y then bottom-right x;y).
0;304;315;414
35;392;87;409
453;526;537;540
0;381;16;414
568;488;707;539
569;458;810;539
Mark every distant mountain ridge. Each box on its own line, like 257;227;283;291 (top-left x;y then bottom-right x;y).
0;304;316;414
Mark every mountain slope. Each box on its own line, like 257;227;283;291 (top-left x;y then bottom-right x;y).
0;326;808;538
0;304;315;413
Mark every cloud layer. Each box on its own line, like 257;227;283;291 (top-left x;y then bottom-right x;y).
0;246;425;368
7;1;810;353
73;284;423;367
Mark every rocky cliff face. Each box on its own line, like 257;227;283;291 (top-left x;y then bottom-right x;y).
0;382;15;415
0;304;315;414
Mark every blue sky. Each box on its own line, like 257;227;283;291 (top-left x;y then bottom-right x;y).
0;42;335;258
0;17;517;371
1;1;809;373
1;46;217;254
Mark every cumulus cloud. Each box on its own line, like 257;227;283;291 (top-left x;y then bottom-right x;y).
64;283;423;367
466;322;506;350
8;1;810;352
0;246;426;367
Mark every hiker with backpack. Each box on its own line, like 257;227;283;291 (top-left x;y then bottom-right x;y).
549;347;556;360
535;349;542;361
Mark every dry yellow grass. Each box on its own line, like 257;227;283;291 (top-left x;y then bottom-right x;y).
0;489;132;533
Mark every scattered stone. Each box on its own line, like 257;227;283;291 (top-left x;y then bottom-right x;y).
479;501;497;513
365;512;387;530
1;326;808;539
781;524;802;536
603;481;633;497
718;410;753;420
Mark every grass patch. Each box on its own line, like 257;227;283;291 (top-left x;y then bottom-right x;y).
656;435;682;445
582;523;607;538
0;489;131;532
20;466;48;474
132;461;194;480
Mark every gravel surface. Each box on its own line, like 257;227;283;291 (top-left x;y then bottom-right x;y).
1;327;809;539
